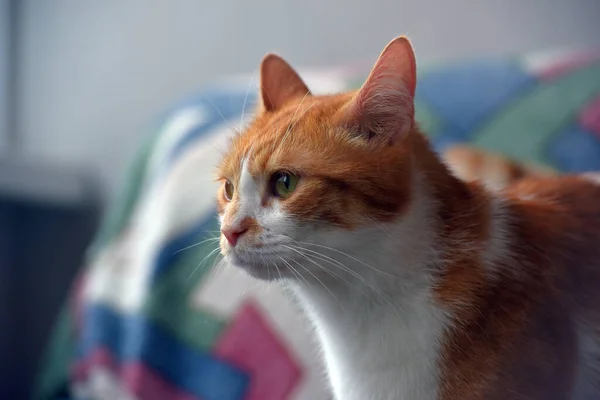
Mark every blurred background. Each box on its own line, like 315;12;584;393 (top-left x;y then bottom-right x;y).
7;0;600;194
1;1;599;399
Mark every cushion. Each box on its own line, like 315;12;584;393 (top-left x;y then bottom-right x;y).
36;48;600;400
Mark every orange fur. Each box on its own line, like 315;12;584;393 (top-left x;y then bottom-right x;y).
216;37;600;399
437;175;600;399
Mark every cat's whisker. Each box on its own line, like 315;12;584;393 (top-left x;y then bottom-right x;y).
292;260;344;308
259;83;274;110
284;246;349;279
173;236;221;255
283;245;369;296
187;246;222;282
285;90;310;132
206;254;227;282
280;101;319;150
277;256;309;287
288;245;401;317
240;72;256;132
260;253;272;282
277;256;301;282
271;258;284;281
295;240;400;279
206;97;238;134
283;250;341;305
288;246;366;284
284;245;356;282
212;255;226;271
286;101;318;137
279;91;311;147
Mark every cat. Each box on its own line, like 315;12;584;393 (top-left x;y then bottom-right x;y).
216;36;600;400
443;144;556;190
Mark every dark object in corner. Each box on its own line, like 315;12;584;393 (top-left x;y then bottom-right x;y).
0;156;102;400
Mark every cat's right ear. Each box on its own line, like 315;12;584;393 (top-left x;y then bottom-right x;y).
343;36;416;145
258;53;311;113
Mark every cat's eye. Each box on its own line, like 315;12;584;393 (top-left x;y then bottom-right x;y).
224;180;234;201
272;172;299;198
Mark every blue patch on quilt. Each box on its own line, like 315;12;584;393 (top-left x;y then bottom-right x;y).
80;304;250;400
417;59;536;133
549;124;600;172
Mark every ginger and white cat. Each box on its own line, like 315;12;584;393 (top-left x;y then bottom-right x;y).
216;37;600;399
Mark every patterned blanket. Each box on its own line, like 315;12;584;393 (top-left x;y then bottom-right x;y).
36;49;600;400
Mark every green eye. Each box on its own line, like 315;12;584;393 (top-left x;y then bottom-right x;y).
272;172;299;198
224;180;234;201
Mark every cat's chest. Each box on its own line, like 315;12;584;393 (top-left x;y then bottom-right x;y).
299;287;449;400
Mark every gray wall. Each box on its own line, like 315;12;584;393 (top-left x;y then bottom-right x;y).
16;0;600;196
0;1;8;150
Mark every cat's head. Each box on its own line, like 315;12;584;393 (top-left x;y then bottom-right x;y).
216;37;419;280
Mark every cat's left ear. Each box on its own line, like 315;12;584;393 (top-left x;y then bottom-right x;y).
344;36;416;145
258;53;311;113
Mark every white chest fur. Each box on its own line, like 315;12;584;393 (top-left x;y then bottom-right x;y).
293;278;448;400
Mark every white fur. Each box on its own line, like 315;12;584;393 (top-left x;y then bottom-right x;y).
237;156;262;216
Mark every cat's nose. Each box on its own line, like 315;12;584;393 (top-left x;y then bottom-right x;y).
222;227;248;247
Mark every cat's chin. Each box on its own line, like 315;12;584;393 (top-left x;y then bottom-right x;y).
225;253;283;281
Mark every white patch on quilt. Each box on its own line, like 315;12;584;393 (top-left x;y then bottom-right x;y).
299;69;350;95
146;106;209;181
85;121;237;313
72;367;137;400
521;48;586;75
192;265;330;400
223;69;349;97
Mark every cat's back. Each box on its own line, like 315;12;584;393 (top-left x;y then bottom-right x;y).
500;174;600;400
502;173;600;289
503;173;600;233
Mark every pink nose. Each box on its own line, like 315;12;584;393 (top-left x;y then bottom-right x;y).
222;227;248;247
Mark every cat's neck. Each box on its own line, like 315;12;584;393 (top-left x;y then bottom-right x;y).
290;132;496;400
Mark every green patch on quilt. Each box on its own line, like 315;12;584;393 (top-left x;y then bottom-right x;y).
33;309;73;400
473;62;600;168
415;100;443;138
144;216;227;350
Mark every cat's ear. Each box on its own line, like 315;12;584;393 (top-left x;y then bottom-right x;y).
345;36;416;144
258;53;311;113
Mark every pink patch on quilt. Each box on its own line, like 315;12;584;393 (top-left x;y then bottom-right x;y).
214;301;303;400
71;347;117;382
72;347;202;400
580;96;600;136
537;52;599;81
122;364;201;400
